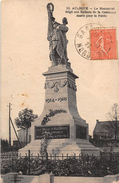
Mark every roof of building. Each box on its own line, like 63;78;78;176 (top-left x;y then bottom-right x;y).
93;120;119;135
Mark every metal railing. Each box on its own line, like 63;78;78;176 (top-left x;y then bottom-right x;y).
1;150;119;160
1;151;18;159
1;150;119;176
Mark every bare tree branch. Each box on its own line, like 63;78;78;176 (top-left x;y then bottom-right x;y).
104;103;119;142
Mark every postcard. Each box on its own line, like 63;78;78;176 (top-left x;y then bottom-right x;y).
1;0;119;182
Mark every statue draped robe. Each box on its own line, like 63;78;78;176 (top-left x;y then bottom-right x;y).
47;11;68;65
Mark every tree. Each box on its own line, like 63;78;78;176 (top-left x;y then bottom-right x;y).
15;108;38;145
104;103;119;145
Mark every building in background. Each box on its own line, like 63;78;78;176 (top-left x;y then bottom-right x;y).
93;120;119;147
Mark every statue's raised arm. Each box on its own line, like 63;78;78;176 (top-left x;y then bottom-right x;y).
47;3;69;66
47;3;54;41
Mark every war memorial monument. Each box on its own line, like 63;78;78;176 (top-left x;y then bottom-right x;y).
19;3;100;156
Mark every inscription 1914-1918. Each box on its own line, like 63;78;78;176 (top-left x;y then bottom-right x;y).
35;125;70;139
46;97;67;103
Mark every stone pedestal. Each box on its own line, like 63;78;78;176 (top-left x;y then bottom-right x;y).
19;64;100;156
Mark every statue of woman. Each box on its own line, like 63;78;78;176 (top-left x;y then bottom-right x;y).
47;3;69;66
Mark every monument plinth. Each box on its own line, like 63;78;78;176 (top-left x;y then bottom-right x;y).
19;3;100;156
19;65;100;156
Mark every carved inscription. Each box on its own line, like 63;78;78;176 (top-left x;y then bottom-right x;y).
35;125;70;139
46;97;67;103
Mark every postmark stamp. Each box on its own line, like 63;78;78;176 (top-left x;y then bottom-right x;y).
90;28;117;60
75;23;102;60
75;24;117;60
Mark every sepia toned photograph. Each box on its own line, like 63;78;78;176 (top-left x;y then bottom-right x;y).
1;0;119;182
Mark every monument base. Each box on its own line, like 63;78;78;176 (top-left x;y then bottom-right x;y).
19;139;100;157
19;64;100;157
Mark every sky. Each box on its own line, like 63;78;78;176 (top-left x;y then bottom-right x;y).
1;0;119;142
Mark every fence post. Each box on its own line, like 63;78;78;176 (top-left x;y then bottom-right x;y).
28;150;30;175
42;155;43;161
49;153;51;160
110;152;112;162
79;154;80;160
100;151;102;161
46;152;48;172
62;153;63;160
74;153;76;159
11;151;13;171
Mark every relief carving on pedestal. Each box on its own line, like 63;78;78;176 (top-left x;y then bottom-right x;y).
45;80;67;92
45;79;77;92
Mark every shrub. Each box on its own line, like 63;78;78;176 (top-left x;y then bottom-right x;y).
1;154;119;176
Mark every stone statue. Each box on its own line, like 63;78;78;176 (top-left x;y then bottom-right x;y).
47;3;69;66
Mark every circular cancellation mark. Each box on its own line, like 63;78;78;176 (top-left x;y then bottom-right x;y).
74;23;102;60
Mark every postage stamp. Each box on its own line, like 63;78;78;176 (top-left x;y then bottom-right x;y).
75;24;117;60
90;28;117;60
